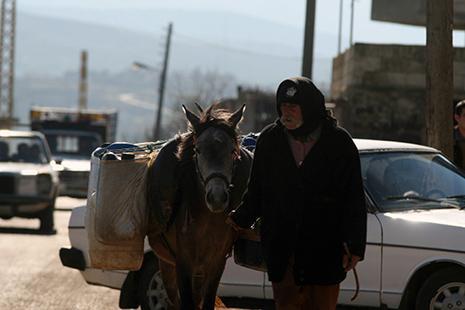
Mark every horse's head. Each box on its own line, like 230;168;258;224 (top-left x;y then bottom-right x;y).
181;103;245;213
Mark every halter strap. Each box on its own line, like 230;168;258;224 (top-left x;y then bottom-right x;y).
194;154;236;190
204;172;231;186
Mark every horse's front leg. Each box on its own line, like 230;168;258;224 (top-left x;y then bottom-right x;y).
202;260;227;310
176;260;195;310
159;259;179;309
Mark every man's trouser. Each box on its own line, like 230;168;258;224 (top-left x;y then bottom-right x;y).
272;259;339;310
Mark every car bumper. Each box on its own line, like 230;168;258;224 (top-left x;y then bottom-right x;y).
60;246;128;289
0;195;54;217
59;171;89;198
59;186;88;198
59;247;86;271
0;195;53;204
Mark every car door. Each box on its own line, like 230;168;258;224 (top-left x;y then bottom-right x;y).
219;257;266;299
261;199;384;305
338;199;383;308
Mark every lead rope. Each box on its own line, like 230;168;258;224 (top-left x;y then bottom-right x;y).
160;233;176;261
225;229;240;259
343;242;360;301
225;149;241;260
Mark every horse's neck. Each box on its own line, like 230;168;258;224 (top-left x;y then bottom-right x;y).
228;147;253;210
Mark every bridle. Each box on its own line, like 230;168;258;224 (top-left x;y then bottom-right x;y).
192;128;240;192
193;146;240;191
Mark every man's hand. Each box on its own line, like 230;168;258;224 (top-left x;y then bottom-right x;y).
226;215;243;232
342;255;361;272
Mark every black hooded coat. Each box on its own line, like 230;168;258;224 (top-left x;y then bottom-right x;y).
231;78;367;285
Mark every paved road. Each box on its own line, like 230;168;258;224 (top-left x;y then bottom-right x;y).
0;197;366;310
0;197;121;310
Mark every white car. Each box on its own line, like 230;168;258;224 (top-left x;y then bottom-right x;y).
0;130;59;233
60;139;465;310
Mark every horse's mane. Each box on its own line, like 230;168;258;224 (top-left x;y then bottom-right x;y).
176;104;240;162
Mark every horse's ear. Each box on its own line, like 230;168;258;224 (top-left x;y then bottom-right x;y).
194;102;204;114
205;104;215;116
182;104;200;131
229;104;246;128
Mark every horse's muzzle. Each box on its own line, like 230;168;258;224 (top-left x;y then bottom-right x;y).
206;187;229;213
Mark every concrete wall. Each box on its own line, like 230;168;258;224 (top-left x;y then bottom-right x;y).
331;43;465;144
221;87;275;134
372;0;465;29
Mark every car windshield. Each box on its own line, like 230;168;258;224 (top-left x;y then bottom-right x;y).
44;131;101;158
0;136;49;164
361;152;465;212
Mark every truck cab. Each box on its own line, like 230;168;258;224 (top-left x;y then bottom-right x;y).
42;129;102;197
30;107;117;198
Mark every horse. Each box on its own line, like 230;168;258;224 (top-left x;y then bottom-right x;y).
146;103;253;310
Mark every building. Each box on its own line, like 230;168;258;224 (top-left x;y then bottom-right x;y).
222;86;275;134
331;43;465;144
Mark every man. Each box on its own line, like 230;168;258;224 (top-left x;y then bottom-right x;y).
454;100;465;170
227;77;367;310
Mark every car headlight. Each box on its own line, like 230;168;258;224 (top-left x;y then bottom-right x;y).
37;174;52;195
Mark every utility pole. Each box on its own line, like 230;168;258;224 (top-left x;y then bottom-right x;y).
154;22;172;141
337;0;343;54
0;0;16;128
302;0;316;79
426;0;453;159
78;50;88;111
349;0;355;46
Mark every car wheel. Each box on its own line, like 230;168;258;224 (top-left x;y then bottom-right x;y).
39;204;55;234
139;258;170;310
416;267;465;310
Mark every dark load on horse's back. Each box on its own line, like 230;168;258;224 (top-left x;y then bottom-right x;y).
145;103;255;309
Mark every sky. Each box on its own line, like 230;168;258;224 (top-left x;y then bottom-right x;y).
18;0;465;63
14;0;465;87
12;0;465;137
20;0;308;27
19;0;465;45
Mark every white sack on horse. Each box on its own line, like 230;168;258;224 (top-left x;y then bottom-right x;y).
86;143;157;270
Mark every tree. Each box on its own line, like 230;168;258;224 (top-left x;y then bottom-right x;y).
160;68;237;137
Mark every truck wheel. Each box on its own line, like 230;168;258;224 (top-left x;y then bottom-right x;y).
139;258;170;310
39;205;55;234
415;267;465;310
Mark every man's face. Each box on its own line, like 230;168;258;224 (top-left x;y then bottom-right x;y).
280;102;303;130
455;109;465;129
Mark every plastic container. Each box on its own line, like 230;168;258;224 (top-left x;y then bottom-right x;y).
233;223;267;272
